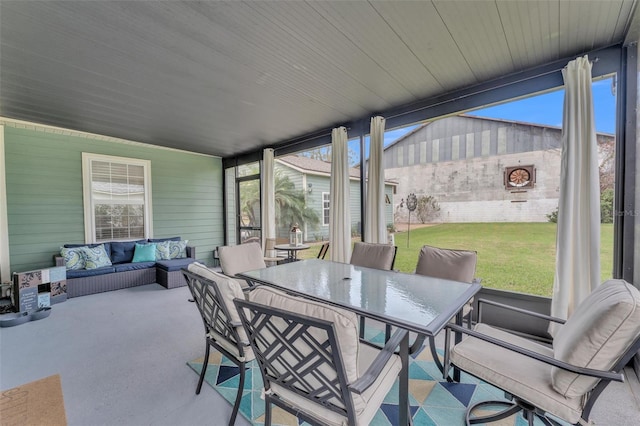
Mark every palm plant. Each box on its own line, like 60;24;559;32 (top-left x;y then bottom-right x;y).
240;170;319;233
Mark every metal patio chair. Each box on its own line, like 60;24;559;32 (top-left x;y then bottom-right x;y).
263;238;287;266
217;242;267;287
350;242;398;340
350;241;397;270
414;244;479;374
444;279;640;426
317;241;330;259
234;286;407;426
182;262;254;426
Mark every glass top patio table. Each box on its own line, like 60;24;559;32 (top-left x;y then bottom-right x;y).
237;258;481;337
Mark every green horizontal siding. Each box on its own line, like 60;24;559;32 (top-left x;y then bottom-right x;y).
4;126;223;273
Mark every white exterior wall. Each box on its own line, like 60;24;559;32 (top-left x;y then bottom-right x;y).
388;149;562;223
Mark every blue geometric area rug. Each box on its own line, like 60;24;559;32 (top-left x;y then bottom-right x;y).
186;330;544;426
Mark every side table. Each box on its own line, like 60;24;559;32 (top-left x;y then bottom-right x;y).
273;244;310;261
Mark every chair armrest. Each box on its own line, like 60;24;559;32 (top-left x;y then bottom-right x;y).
444;323;623;382
477;298;566;325
186;246;196;259
350;328;408;394
54;255;65;267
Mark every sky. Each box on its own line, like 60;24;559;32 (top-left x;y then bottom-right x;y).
380;76;617;149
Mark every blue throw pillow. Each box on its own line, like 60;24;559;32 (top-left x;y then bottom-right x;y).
60;247;86;270
82;244;112;270
132;243;157;263
111;240;145;264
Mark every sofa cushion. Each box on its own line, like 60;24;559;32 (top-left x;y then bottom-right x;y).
156;240;189;260
113;262;157;272
82;244;112;270
66;266;116;279
155;258;195;272
60;247;87;270
111;240;145;264
132;243;156;263
148;236;181;242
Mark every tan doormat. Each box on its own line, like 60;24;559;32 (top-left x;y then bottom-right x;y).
1;374;67;426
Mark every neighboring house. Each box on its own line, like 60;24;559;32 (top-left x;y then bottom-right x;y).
383;115;615;223
276;155;396;242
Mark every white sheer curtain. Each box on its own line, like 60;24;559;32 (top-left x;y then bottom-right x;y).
365;116;387;243
261;148;276;257
550;55;601;334
329;127;351;263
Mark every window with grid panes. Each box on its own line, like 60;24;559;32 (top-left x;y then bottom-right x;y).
322;192;330;226
82;153;152;242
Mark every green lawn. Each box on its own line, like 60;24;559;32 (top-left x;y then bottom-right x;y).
301;223;614;297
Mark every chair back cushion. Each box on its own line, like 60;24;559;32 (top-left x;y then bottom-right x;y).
248;286;360;383
350;242;396;271
415;245;477;283
218;243;266;277
188;262;244;322
186;262;253;362
552;279;640;397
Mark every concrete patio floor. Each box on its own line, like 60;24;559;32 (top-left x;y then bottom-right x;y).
1;283;639;425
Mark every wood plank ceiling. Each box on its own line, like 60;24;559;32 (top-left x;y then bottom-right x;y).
0;1;637;157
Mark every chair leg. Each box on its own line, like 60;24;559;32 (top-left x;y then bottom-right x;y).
524;410;535;426
229;361;245;426
264;396;272;426
196;342;210;395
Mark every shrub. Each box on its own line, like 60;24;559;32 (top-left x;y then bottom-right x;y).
416;195;440;224
600;188;614;223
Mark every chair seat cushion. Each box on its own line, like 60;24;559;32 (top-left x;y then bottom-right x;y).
155;258;195;272
207;330;255;362
552;279;640;397
451;323;584;424
271;340;402;426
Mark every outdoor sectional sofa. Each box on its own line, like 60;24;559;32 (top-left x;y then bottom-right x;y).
54;237;196;298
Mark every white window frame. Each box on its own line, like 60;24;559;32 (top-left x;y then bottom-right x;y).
322;192;330;226
82;153;153;243
0;126;10;283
